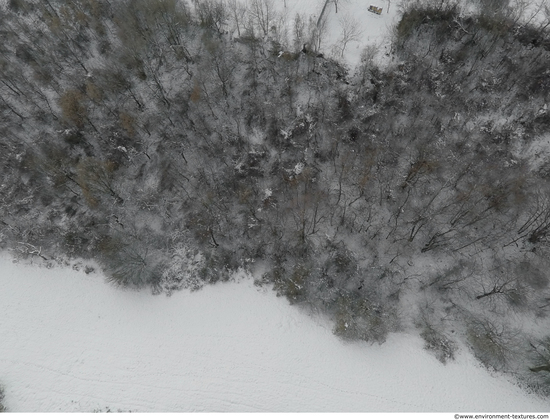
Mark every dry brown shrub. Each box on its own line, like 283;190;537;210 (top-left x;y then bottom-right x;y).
59;89;87;128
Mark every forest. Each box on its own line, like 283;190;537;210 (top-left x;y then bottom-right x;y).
1;0;550;395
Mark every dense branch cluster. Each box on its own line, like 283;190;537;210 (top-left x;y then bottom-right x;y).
1;0;550;394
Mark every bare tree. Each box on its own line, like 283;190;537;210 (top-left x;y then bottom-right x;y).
227;0;246;37
193;0;228;33
0;383;5;412
311;10;329;52
338;14;363;57
292;13;306;51
249;0;276;38
76;158;124;207
333;0;350;14
529;338;550;373
511;0;544;28
317;0;331;28
540;1;550;31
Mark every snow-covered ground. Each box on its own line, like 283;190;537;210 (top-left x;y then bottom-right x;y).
271;0;550;68
269;0;399;67
0;256;548;412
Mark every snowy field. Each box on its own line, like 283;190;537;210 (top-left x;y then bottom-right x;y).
269;0;399;67
275;0;399;68
0;256;549;412
269;0;548;68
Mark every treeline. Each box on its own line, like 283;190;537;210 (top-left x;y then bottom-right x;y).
0;383;5;412
1;0;550;394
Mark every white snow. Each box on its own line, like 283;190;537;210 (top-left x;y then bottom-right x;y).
272;0;550;69
0;256;549;412
269;0;400;68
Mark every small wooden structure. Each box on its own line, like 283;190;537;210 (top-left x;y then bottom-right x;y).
368;5;383;15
